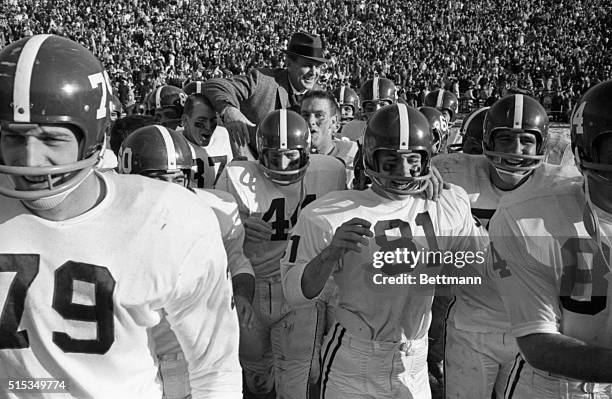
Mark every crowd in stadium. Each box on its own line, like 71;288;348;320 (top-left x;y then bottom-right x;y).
1;0;611;119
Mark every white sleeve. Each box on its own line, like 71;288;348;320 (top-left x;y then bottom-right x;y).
488;208;561;338
281;211;334;306
163;225;242;398
224;201;255;278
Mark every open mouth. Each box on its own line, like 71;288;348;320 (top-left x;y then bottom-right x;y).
503;158;524;166
17;174;68;190
390;181;417;190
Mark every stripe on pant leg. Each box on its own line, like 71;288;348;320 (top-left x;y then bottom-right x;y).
321;324;345;399
442;296;457;396
504;353;525;399
306;302;323;398
320;323;340;370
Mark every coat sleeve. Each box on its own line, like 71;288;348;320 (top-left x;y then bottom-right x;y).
202;69;262;114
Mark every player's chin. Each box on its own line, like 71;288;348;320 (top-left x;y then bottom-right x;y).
201;133;213;146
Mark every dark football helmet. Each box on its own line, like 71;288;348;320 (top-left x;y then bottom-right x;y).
118;124;193;186
363;103;433;195
572;80;612;182
149;85;187;128
418;106;449;155
333;86;360;124
483;94;548;173
0;34;111;201
183;81;205;96
360;78;397;120
256;109;311;185
448;106;489;154
424;89;459;121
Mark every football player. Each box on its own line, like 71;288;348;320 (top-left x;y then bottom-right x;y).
331;85;364;142
419;106;450;156
446;107;489;155
181;94;235;189
281;103;487;398
351;78;398;189
118;125;256;399
148;85;188;129
0;34;240;398
300;90;358;187
432;95;580;398
360;77;398;121
488;79;612;398
332;85;360;126
216;109;346;399
423;89;459;124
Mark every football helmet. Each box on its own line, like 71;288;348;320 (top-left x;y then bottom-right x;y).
424;89;459;121
572;80;612;182
150;85;187;128
0;34;110;201
483;94;548;173
418;106;449;155
118;124;193;186
332;86;360;123
183;81;205;96
363;103;433;195
256;109;311;185
360;77;397;120
448;106;489;154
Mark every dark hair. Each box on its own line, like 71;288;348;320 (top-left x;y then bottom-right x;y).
301;90;339;115
109;115;156;156
184;94;214;117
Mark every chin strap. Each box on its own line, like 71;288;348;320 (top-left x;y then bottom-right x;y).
22;168;93;211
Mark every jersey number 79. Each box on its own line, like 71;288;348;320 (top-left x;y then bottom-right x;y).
0;254;115;354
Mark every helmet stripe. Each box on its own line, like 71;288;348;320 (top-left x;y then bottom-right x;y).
13;34;52;122
279;109;288;149
196;81;202;94
398;104;409;150
187;142;196;161
340;86;345;103
513;95;524;129
156;125;177;170
155;86;163;109
373;78;379;101
436;90;444;108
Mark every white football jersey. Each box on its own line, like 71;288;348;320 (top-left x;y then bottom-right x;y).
192;188;254;278
186;126;234;189
490;183;612;347
152;187;252;359
217;154;346;279
328;139;358;188
281;185;487;342
433;153;582;332
0;172;241;399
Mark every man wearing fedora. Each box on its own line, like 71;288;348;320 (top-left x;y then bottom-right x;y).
203;32;329;160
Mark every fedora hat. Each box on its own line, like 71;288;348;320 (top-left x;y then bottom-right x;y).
284;32;330;63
